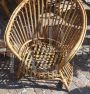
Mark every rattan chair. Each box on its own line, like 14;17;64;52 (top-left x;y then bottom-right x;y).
4;0;87;91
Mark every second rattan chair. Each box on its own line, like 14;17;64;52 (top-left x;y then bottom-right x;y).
4;0;87;91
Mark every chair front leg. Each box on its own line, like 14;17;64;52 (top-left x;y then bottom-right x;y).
59;71;70;92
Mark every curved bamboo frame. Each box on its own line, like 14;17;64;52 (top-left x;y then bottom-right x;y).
4;0;87;91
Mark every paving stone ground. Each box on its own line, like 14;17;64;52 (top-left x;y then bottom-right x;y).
0;1;90;94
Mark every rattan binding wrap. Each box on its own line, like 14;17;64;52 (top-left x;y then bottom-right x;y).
4;0;87;91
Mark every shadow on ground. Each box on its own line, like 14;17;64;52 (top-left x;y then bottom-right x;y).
70;86;90;94
0;54;66;92
83;0;90;8
73;9;90;77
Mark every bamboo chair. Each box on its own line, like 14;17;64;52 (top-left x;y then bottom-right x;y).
4;0;87;91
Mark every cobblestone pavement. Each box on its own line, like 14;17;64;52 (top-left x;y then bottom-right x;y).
0;1;90;94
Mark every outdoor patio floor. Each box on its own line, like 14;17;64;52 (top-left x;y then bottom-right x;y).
0;2;90;94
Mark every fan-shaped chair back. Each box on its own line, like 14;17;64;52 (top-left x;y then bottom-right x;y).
5;0;87;91
5;0;87;62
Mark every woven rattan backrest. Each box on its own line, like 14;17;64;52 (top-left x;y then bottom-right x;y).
5;0;87;63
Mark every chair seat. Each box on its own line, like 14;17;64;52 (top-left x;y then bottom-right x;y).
18;39;72;82
21;39;62;71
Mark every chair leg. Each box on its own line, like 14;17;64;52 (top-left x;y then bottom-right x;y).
16;68;21;79
16;62;25;79
59;71;70;92
16;62;24;79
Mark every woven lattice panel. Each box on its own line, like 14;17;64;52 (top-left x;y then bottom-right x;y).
21;39;64;73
